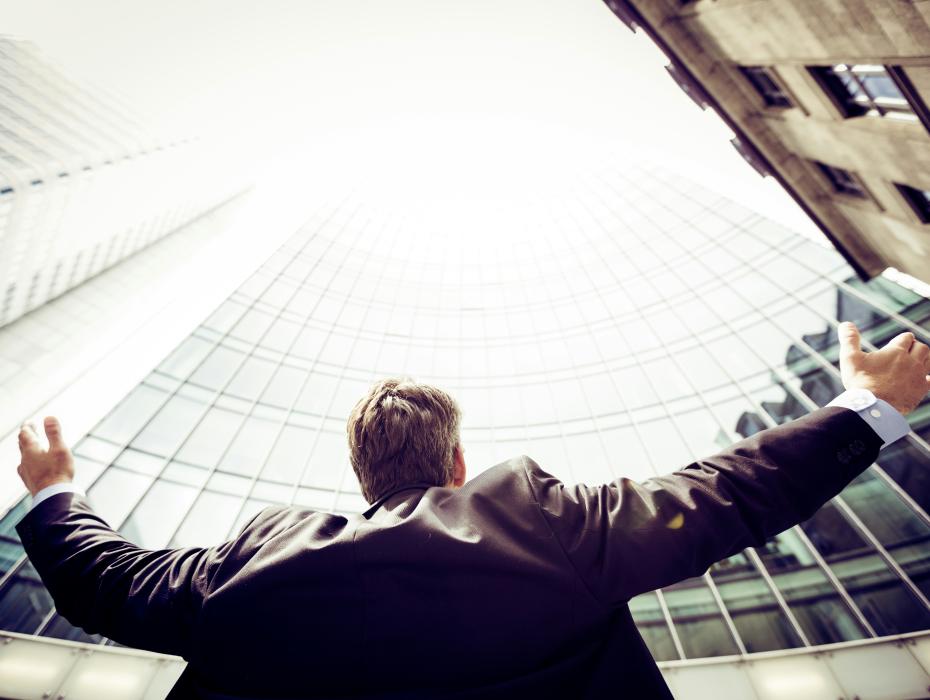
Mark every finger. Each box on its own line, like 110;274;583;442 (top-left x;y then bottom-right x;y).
44;416;66;451
886;331;916;351
837;322;864;364
18;423;40;452
910;340;929;361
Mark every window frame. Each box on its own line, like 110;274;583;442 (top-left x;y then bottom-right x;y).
739;66;793;109
808;64;920;122
814;161;868;199
895;183;930;224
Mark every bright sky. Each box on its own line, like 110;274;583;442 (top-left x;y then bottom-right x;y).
1;0;819;235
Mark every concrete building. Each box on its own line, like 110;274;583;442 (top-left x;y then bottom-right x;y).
603;0;930;285
0;36;247;328
0;162;928;699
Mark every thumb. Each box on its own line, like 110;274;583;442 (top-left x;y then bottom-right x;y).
837;322;864;365
44;416;66;451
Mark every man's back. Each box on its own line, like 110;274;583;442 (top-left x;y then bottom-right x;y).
179;456;666;698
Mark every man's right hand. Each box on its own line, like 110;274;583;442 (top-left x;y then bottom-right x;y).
838;321;930;415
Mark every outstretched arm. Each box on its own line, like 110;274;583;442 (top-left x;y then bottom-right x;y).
533;323;929;605
13;418;265;657
16;491;226;657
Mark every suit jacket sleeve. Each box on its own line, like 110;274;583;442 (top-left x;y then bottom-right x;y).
527;406;883;606
14;495;287;657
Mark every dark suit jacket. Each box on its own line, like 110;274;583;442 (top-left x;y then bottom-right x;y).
17;406;883;699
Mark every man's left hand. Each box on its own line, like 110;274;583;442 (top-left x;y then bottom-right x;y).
17;417;75;497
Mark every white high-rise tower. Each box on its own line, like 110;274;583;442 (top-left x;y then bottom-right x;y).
0;36;247;328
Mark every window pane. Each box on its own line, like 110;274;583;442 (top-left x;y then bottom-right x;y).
801;502;930;635
709;554;803;652
630;592;679;661
0;499;28;578
301;430;348;490
601;425;653;481
176;406;244;468
189;345;245;390
132;394;206;456
86;467;154;527
230;308;275;343
859;73;902;100
840;471;930;599
262;364;307;408
227;356;278;401
636;418;692;475
41;613;103;644
171;490;244;547
119;479;200;549
93;384;168;445
758;529;867;644
157;335;214;380
294;372;340;415
877;438;930;516
662;577;740;658
262;424;314;484
0;561;53;633
219;414;282;477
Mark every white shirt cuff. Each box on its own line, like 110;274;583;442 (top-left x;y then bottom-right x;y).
30;482;83;511
827;388;910;448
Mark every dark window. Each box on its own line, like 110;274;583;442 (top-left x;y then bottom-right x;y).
809;64;916;120
739;66;792;108
896;183;930;223
815;162;866;198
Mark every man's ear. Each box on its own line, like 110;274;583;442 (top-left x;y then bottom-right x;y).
452;444;466;488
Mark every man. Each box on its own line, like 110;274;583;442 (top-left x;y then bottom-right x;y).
15;322;930;699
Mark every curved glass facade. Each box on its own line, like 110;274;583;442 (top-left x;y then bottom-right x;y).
1;163;929;662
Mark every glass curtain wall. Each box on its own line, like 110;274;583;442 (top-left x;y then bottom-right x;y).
1;164;928;660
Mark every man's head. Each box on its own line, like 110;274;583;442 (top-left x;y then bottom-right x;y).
347;377;465;504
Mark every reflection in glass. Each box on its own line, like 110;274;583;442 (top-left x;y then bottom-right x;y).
0;561;52;633
801;503;930;634
629;592;678;661
41;612;103;644
876;436;930;517
662;577;740;658
840;471;930;599
709;553;803;652
0;499;28;579
757;529;867;644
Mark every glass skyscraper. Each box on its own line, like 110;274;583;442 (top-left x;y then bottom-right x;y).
2;162;929;698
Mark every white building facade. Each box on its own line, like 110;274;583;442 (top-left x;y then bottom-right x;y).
0;36;247;328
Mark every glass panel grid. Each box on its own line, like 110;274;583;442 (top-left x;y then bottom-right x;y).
2;164;929;659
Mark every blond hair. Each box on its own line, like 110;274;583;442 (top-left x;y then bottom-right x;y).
347;377;461;503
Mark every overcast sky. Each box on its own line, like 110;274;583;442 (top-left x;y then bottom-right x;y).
0;0;818;233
